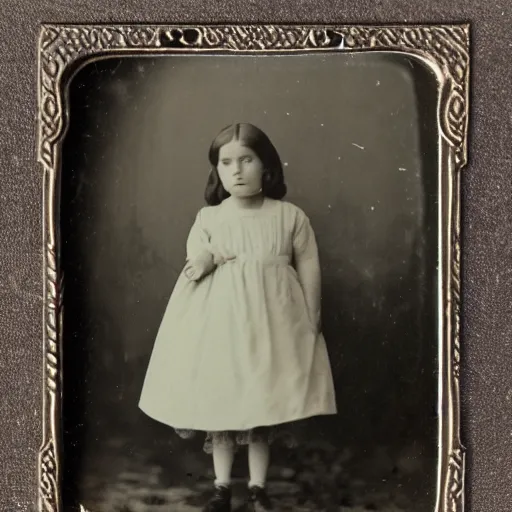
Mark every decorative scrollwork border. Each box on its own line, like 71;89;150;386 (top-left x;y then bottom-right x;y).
37;23;469;512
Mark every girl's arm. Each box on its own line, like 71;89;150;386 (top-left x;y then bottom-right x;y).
184;209;216;281
293;209;322;333
296;254;322;332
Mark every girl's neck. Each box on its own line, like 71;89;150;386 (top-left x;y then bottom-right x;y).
228;194;265;210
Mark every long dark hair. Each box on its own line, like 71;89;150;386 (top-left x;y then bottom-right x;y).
204;123;287;206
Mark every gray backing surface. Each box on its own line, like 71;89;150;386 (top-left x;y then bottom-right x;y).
0;2;510;511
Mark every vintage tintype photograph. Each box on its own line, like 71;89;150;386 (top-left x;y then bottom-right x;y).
38;25;469;512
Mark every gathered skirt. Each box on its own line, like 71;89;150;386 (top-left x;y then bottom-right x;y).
139;200;337;443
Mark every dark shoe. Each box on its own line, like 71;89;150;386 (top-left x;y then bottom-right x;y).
203;485;232;512
247;486;273;511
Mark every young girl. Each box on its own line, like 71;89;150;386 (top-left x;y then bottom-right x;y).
139;123;337;511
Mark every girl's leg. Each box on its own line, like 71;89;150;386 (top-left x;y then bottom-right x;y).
247;440;273;510
248;440;270;488
202;436;235;512
212;436;235;487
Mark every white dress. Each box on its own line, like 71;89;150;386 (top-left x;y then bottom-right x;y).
139;197;337;433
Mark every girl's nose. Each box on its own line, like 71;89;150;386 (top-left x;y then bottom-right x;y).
233;162;242;175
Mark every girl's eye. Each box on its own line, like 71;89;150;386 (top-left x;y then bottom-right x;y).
243;157;252;163
221;159;231;165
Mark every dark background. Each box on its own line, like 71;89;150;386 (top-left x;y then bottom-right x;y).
0;3;511;512
59;54;439;510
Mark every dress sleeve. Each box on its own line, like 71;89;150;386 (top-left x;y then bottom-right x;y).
292;208;319;262
186;208;211;260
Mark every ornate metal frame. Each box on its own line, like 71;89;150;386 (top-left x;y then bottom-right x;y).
37;24;470;512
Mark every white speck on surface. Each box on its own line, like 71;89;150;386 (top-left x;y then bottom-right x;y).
337;156;341;160
376;80;381;86
371;206;375;211
399;167;407;171
283;162;289;167
286;112;290;116
320;123;324;127
328;204;332;209
352;143;365;150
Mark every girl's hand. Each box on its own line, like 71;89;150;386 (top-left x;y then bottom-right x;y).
317;314;322;334
213;252;236;266
310;310;322;335
184;252;215;281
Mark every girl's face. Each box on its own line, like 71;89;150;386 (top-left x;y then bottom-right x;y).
217;140;264;198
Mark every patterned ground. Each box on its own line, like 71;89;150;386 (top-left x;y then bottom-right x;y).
76;436;433;512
